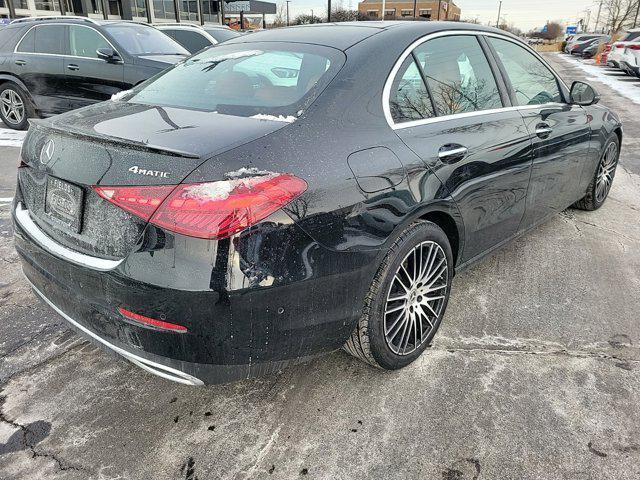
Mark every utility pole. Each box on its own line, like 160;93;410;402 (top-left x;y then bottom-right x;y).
286;0;291;26
594;0;602;32
413;0;417;20
437;0;442;20
496;0;502;28
635;0;640;28
382;0;386;21
328;0;332;21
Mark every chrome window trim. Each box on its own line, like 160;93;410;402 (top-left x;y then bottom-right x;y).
383;30;570;130
14;202;124;272
27;279;204;386
14;23;122;60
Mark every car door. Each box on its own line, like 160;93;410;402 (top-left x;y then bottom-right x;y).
62;25;126;109
12;24;67;114
485;36;591;230
390;34;534;263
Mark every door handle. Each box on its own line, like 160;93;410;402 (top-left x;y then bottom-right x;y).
438;144;468;164
14;59;26;66
535;123;553;138
67;64;79;71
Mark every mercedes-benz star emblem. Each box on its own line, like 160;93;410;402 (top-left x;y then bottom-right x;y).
40;139;55;165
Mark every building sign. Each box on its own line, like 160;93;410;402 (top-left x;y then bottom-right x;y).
566;26;577;35
225;1;251;12
224;0;276;14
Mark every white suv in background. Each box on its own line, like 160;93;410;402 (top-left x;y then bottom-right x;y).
619;42;640;77
607;28;640;70
155;23;241;54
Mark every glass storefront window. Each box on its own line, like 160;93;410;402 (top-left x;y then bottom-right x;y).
34;0;59;11
133;0;147;17
153;0;176;19
201;0;218;22
179;0;198;21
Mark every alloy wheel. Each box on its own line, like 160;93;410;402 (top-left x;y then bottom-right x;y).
384;241;448;356
595;142;618;203
0;89;25;125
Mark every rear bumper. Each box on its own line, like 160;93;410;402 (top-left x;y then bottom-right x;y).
13;201;374;385
28;279;204;386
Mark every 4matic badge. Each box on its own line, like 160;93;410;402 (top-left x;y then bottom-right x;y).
128;165;170;178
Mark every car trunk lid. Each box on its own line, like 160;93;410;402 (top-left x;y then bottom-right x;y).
17;102;292;260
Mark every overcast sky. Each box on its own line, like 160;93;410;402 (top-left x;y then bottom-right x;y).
285;0;602;31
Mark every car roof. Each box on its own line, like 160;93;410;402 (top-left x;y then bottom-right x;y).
223;21;516;51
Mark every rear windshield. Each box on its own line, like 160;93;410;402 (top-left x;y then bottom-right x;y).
102;23;188;55
203;28;242;42
126;42;344;118
621;31;640;41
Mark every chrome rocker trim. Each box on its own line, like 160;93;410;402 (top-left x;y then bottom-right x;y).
28;279;204;386
15;202;123;272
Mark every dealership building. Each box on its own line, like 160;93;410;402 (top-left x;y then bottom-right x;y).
358;0;460;21
0;0;275;26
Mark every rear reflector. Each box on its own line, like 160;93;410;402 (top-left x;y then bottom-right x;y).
95;173;307;240
118;307;187;333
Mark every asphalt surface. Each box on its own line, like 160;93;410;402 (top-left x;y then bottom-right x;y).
1;53;639;480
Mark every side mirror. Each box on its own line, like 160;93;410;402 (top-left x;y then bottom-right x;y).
570;81;600;106
97;47;121;63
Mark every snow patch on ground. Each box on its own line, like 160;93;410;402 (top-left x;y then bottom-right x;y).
556;54;640;105
250;114;296;123
0;127;26;147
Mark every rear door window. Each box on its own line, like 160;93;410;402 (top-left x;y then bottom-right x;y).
16;27;35;53
389;56;434;122
487;37;562;106
164;29;212;53
412;35;503;116
128;43;343;118
34;25;65;55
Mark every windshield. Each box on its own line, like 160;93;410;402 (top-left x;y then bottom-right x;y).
125;42;344;118
103;24;189;55
203;28;242;42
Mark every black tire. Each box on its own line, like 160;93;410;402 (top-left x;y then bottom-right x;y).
343;221;453;370
573;134;620;211
0;82;34;130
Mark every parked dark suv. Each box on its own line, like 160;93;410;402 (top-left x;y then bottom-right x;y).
0;16;189;130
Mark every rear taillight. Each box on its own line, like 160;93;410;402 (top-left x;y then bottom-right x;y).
94;173;307;240
614;43;624;48
94;185;175;220
118;307;187;333
627;44;640;50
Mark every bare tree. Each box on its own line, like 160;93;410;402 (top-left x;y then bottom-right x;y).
543;22;563;40
294;13;323;24
604;0;640;32
272;2;287;28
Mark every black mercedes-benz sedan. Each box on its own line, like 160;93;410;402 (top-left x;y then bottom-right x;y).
13;22;622;385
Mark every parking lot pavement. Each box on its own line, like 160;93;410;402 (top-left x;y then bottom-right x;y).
1;55;640;479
